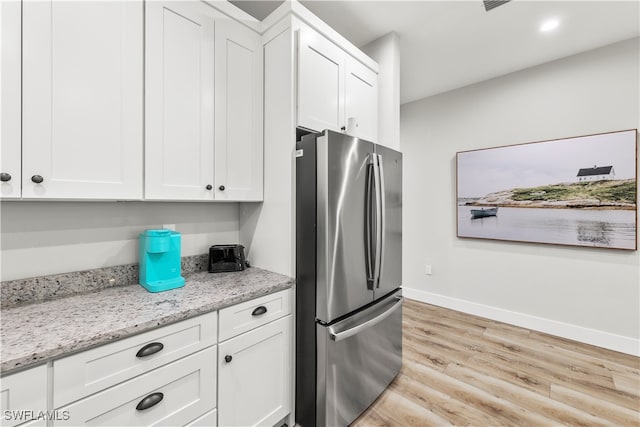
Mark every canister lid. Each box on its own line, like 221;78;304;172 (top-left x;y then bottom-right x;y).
142;229;172;237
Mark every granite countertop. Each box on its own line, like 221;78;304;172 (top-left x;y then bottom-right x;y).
0;267;293;374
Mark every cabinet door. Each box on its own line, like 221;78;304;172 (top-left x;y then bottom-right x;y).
22;1;143;200
214;19;263;201
218;316;292;427
345;57;378;142
1;1;21;199
297;26;345;133
0;364;47;427
145;1;215;200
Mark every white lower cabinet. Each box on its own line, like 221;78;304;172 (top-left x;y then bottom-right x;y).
53;311;217;409
185;408;217;427
218;315;292;427
5;290;293;427
57;346;216;427
0;364;47;427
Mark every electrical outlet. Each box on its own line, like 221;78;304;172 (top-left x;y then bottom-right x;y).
162;224;176;231
425;265;432;275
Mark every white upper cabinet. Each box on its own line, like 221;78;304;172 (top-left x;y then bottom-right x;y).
22;1;143;200
297;24;378;142
214;19;264;201
345;56;378;142
297;25;346;134
145;1;216;201
1;0;21;199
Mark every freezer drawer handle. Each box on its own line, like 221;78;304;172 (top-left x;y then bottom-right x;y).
136;392;164;411
328;296;403;342
252;306;267;316
136;342;164;358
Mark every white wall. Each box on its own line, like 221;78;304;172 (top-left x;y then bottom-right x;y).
0;201;239;281
362;32;400;150
401;38;639;354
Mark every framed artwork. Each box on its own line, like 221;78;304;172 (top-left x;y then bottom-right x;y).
456;129;638;250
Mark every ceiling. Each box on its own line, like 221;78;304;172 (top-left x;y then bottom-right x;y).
230;1;640;104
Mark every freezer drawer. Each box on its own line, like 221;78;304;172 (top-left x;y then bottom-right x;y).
316;290;403;427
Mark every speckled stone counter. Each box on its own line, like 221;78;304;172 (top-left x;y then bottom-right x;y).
0;267;293;373
1;254;210;308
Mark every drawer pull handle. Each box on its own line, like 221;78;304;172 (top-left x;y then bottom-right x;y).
136;342;164;358
252;306;267;316
225;355;232;363
136;392;164;411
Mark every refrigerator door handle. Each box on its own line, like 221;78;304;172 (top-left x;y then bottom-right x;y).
328;296;403;342
376;154;386;288
365;158;375;288
372;154;384;287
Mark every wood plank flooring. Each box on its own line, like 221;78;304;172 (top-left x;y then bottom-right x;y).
351;298;640;426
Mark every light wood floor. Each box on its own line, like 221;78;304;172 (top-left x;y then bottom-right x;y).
352;298;640;426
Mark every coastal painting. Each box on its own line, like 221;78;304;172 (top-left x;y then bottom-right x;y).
456;129;638;250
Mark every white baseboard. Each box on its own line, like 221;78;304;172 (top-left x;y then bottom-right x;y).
402;287;640;357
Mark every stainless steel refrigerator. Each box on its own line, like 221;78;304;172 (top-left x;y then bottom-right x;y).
295;130;403;427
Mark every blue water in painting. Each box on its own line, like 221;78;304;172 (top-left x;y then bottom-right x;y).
457;206;636;249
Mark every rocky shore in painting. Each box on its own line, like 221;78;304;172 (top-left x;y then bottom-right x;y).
464;179;636;210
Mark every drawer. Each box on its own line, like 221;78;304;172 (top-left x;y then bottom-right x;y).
219;289;292;341
55;346;216;426
53;311;217;408
185;408;217;427
1;364;47;427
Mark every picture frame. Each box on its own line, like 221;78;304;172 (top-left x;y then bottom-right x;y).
456;129;638;250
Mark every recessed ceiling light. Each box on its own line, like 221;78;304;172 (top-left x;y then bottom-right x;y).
540;19;560;33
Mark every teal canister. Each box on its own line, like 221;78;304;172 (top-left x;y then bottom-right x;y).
139;229;185;292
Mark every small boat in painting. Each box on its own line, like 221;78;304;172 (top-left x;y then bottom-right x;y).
470;207;498;219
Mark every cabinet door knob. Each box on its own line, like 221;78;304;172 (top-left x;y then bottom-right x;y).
340;126;346;132
31;175;44;184
136;342;164;358
251;306;267;316
224;355;232;363
135;392;164;411
0;173;11;182
206;184;213;190
218;185;225;191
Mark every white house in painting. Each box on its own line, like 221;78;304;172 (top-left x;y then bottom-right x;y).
576;165;615;182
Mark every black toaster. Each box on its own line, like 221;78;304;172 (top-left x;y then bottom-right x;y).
208;244;246;273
